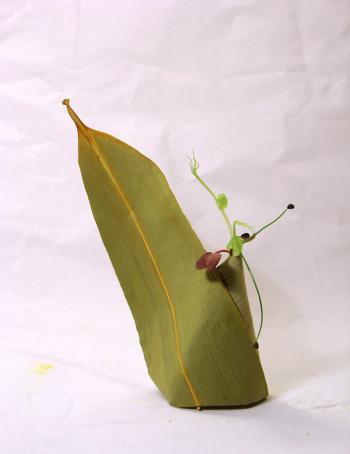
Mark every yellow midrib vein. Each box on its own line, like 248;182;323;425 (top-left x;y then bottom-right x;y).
63;100;201;409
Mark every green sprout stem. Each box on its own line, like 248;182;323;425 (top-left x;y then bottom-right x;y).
187;154;233;238
222;211;234;238
241;253;263;341
254;207;289;237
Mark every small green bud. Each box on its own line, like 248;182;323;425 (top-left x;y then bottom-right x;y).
216;193;228;210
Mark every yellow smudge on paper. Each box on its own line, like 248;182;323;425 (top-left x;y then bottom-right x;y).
34;363;54;375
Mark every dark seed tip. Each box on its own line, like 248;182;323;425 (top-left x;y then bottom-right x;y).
287;203;295;209
241;233;250;240
253;341;259;349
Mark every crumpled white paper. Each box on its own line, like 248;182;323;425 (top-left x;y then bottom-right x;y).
1;0;349;452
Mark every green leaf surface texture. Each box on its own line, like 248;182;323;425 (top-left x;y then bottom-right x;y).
64;100;268;408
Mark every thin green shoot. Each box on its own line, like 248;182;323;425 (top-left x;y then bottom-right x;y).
254;207;289;237
187;152;233;238
242;253;263;342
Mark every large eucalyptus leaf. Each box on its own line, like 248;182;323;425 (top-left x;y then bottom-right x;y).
63;99;268;409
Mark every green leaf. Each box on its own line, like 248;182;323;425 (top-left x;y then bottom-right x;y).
216;193;228;210
227;236;244;256
63;99;267;409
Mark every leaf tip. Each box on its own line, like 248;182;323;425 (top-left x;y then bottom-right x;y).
61;99;90;139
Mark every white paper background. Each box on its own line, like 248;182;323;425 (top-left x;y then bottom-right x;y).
1;1;349;453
